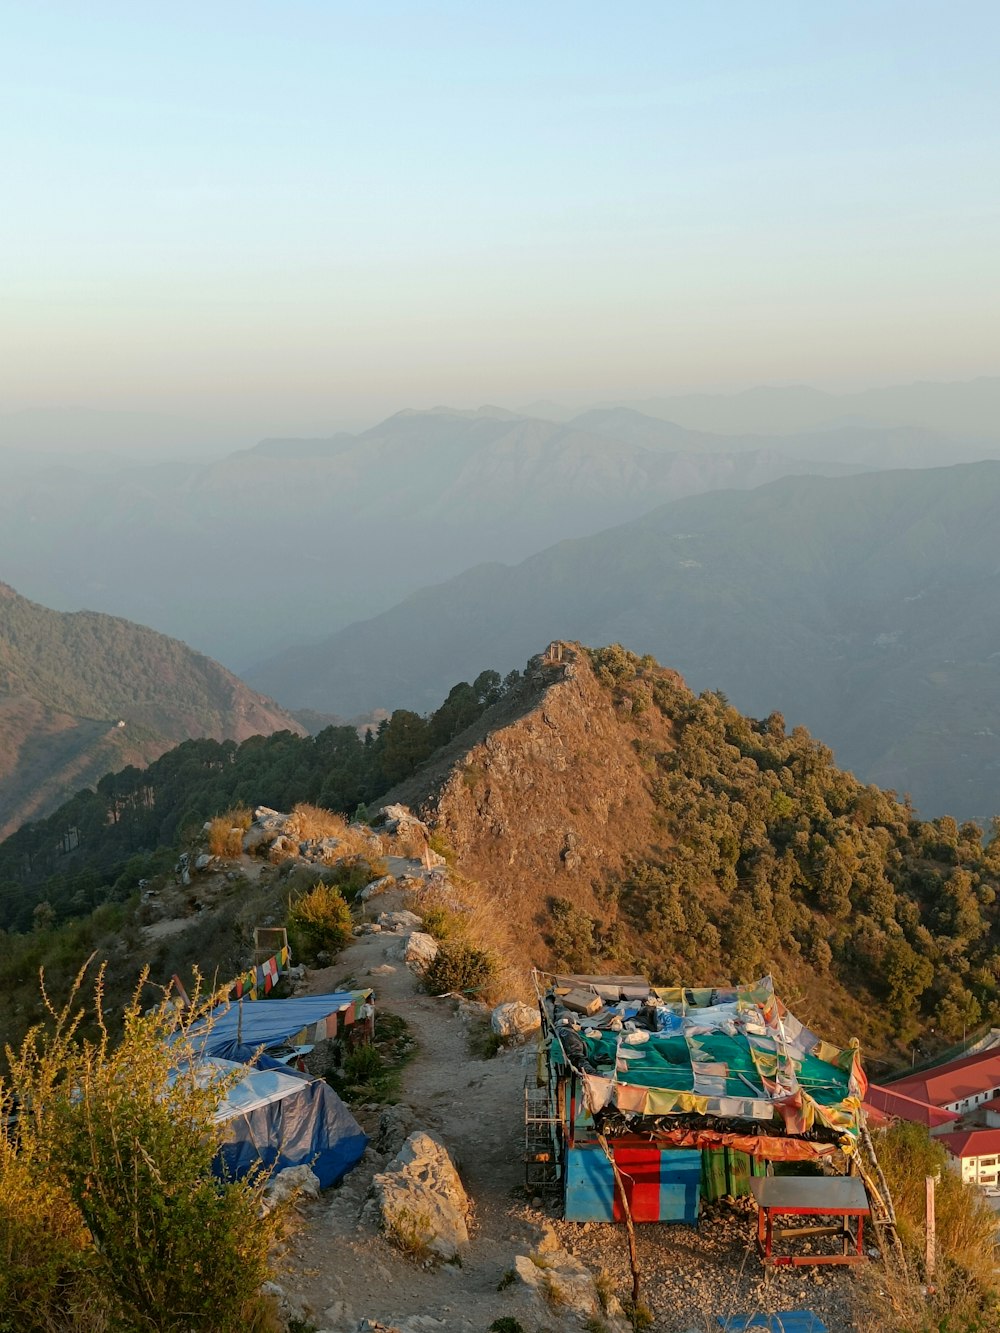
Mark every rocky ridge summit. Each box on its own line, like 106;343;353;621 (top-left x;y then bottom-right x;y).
0;582;303;838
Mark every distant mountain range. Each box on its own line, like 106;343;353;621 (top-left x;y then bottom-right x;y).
245;461;1000;824
3;385;994;670
530;376;1000;441
0;583;303;838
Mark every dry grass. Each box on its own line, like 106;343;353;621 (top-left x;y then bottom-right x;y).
849;1123;1000;1331
282;803;346;841
277;804;378;861
852;1254;994;1332
407;871;532;1004
206;807;251;858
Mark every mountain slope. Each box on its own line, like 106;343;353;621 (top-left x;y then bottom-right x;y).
246;462;1000;822
0;583;304;837
382;642;1000;1055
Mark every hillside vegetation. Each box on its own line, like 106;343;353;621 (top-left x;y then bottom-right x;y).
5;641;1000;1062
390;643;1000;1057
0;582;303;837
0;669;515;934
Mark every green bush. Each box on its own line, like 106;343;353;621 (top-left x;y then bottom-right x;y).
422;941;498;996
420;903;463;941
287;882;353;960
343;1043;383;1083
0;966;277;1333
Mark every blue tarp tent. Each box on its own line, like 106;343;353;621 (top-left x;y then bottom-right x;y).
190;1054;368;1188
187;993;370;1062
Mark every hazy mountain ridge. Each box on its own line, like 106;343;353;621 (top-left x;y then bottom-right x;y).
0;392;982;668
0;583;304;838
596;376;1000;440
246;462;1000;822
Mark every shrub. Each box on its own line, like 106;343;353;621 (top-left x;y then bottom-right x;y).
287;883;353;960
206;807;251;858
1;966;276;1333
419;903;464;941
343;1043;382;1084
0;1127;104;1332
422;941;498;996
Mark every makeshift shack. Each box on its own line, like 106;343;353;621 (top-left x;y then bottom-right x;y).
175;1054;368;1187
534;973;868;1228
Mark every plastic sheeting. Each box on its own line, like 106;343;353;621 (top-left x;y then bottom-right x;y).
212;1054;367;1188
186;993;370;1062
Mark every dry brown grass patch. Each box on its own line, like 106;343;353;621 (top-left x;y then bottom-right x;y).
283;803;347;841
206;807;252;858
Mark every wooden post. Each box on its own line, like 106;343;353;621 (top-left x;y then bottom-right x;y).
597;1132;642;1305
925;1174;936;1278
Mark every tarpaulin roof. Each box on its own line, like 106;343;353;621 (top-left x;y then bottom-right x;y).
545;974;866;1142
170;1054;368;1188
186;991;372;1061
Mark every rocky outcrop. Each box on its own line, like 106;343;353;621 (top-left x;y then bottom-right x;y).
380;643;682;964
491;1000;541;1041
365;1131;470;1262
396;932;438;974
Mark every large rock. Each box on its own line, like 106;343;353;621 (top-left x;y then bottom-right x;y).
396;931;438;974
374;1103;418;1156
242;807;289;853
359;874;395;901
511;1241;630;1333
491;1000;541;1041
263;1164;321;1211
378;909;423;933
366;1131;470;1262
375;803;427;835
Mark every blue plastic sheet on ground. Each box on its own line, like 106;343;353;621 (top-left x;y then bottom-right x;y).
717;1313;829;1333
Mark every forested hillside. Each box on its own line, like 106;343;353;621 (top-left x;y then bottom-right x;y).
0;669;513;933
0;582;303;836
5;640;1000;1059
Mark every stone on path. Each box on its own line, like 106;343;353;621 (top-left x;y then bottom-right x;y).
365;1131;470;1262
397;931;438;974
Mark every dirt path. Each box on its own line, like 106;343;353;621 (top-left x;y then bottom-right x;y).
280;894;546;1332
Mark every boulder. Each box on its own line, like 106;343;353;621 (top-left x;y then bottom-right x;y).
491;1001;541;1041
263;1165;322;1211
377;909;423;933
267;834;298;859
194;852;216;872
374;1104;418;1156
310;836;342;861
510;1246;630;1333
366;1131;470;1261
396;931;438;974
375;803;423;834
242;808;289;853
359;874;395;901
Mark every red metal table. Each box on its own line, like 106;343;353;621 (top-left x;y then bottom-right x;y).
749;1176;870;1267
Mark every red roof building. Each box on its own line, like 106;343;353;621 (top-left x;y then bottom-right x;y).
864;1083;960;1132
884;1049;1000;1115
939;1127;1000;1187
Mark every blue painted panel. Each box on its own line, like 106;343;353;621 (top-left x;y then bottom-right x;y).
564;1147;615;1221
660;1148;702;1223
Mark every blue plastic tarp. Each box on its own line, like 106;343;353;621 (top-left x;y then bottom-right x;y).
211;1054;368;1188
718;1314;829;1333
187;993;363;1061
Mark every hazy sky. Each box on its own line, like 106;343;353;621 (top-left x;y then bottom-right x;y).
3;1;999;443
